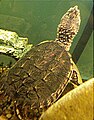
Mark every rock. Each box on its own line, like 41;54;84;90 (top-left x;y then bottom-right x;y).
40;78;94;120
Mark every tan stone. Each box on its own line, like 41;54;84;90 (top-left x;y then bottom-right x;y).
40;78;94;120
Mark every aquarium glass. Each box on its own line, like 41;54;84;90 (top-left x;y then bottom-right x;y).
0;0;93;80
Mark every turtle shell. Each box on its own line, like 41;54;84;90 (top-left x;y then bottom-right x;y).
0;41;72;119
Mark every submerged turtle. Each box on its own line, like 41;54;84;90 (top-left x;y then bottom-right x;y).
0;6;81;120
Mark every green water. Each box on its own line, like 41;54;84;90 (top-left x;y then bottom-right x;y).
0;0;93;79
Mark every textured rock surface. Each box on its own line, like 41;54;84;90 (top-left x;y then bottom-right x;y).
39;78;94;120
0;29;32;59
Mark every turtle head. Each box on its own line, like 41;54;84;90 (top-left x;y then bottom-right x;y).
56;6;81;51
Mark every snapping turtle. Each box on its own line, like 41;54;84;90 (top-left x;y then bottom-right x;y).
0;6;81;120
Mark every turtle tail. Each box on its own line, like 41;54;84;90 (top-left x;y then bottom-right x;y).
56;6;81;51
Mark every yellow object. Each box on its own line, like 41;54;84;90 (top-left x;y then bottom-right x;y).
40;78;94;120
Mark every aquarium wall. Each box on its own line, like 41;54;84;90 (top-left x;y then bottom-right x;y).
0;0;93;80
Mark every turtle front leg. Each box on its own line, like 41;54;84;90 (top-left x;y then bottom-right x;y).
70;60;83;88
70;70;80;88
